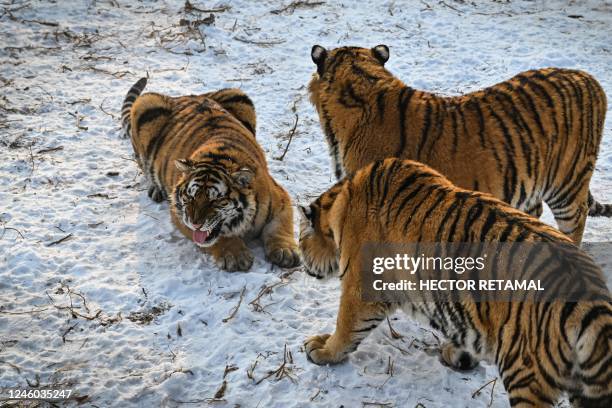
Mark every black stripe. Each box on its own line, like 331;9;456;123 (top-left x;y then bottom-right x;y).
136;107;171;131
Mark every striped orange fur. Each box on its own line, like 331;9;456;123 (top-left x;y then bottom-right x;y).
308;45;610;243
121;78;299;271
300;158;612;408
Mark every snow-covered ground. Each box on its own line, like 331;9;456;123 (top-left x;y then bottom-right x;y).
1;1;611;407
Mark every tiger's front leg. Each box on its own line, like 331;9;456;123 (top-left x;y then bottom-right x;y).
261;201;300;268
304;283;387;365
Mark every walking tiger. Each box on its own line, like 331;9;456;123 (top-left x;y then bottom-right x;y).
299;158;612;408
308;44;610;243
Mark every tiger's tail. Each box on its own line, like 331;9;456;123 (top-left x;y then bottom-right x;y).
588;191;612;217
121;77;148;139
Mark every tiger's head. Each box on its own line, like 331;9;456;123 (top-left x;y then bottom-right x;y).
171;159;256;248
308;44;391;106
298;181;348;279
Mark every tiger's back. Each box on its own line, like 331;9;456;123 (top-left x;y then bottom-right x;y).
124;86;261;201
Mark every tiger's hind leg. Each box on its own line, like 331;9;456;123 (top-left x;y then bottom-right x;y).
569;308;612;408
497;339;560;408
204;89;257;135
547;193;589;244
304;274;388;364
130;92;172;204
501;366;558;407
545;174;591;244
440;342;479;371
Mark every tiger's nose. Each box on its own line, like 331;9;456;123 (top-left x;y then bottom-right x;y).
193;223;203;229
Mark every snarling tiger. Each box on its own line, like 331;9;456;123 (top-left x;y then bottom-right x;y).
299;158;612;408
308;44;610;244
121;78;300;271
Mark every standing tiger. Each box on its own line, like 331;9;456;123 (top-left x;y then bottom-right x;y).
308;44;610;243
121;78;300;271
299;158;612;408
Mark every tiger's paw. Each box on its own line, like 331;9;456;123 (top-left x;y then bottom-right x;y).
148;185;166;203
440;342;478;371
266;245;301;268
304;334;344;365
212;243;254;272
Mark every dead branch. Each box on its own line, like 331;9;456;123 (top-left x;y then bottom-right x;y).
438;0;463;14
3;45;61;53
472;377;497;407
274;113;298;161
310;388;322;401
21;18;59;27
68;111;88;130
233;36;285;47
213;379;227;399
61;322;78;343
386;316;403;339
223;364;238;378
0;307;49;315
27;144;35;175
271;1;325;15
383;335;411;355
46;233;73;247
255;344;298;385
246;358;259;380
46;288;122;327
180;14;215;27
80;65;133;79
222;286;246;323
98;97;117;120
249;280;288;313
87;193;116;199
0;223;25;240
362;402;393;408
184;1;231;13
37;146;63;154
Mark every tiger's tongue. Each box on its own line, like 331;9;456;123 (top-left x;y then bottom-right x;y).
192;230;209;244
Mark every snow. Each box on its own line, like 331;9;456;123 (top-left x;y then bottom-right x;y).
1;0;610;407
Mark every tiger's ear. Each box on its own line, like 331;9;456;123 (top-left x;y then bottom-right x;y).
231;167;254;187
372;44;389;65
311;45;327;76
175;159;195;172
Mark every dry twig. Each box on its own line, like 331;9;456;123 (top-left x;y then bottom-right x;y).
233;36;285;47
46;233;73;246
184;1;231;13
386;316;403;339
271;1;325;15
274;113;298;161
37;146;63;154
222;286;246;323
255;344;298;385
249;280;288;313
472;377;497;407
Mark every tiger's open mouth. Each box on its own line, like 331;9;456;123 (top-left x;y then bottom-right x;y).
191;222;222;247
